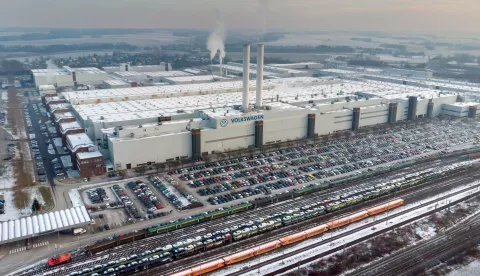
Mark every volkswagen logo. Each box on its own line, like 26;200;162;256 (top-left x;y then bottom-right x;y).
220;119;228;127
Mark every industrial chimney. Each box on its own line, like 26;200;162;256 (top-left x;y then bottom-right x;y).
242;44;250;112
256;44;264;108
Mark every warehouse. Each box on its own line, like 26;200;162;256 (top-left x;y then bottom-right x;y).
102;79;131;89
94;45;461;170
162;75;228;84
0;206;91;245
53;44;479;173
32;66;110;87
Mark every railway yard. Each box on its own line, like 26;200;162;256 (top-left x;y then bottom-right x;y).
6;118;480;276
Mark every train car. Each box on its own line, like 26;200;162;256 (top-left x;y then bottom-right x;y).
304;224;329;238
170;259;225;276
279;231;307;245
366;199;404;215
327;211;369;229
48;253;71;267
222;249;256;265
252;240;281;255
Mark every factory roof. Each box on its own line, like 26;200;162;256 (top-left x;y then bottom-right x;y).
269;62;322;67
38;84;56;91
66;133;94;151
49;103;70;110
62;77;327;104
111;71;147;78
211;64;276;76
32;67;106;76
103;79;129;86
448;102;480;107
146;71;193;77
54;112;74;120
77;151;103;159
164;75;227;83
0;206;91;245
183;68;202;75
320;69;362;74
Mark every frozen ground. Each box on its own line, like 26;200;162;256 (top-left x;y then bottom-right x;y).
448;260;480;276
60;155;72;169
0;189;44;222
0;164;14;189
210;181;480;276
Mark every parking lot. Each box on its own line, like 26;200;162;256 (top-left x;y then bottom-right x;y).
167;120;480;206
24;94;69;185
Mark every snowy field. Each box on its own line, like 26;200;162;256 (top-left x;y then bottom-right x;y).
0;165;15;189
210;181;480;276
0;189;45;222
68;189;84;208
449;260;480;276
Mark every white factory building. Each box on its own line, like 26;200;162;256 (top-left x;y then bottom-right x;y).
32;66;110;88
55;45;476;172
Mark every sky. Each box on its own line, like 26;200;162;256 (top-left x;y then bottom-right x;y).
1;0;479;35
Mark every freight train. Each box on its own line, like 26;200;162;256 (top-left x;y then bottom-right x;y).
171;199;405;276
54;160;474;276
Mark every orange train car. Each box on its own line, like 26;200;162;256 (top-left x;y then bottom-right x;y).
304;224;329;238
253;240;282;255
223;249;256;265
47;253;71;267
170;259;225;276
327;210;369;229
367;199;404;215
279;231;308;245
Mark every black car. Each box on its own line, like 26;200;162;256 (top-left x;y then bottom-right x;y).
104;224;110;230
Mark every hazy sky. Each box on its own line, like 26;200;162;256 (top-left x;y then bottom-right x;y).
2;0;479;34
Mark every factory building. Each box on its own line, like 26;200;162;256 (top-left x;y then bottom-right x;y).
38;85;57;97
43;45;480;174
102;79;131;89
59;121;85;144
102;63;170;73
32;67;110;88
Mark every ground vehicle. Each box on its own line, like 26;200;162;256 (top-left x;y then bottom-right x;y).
73;228;86;235
47;253;71;266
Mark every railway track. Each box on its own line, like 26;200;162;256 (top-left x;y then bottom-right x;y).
134;168;480;275
14;157;478;276
227;183;480;276
350;212;480;276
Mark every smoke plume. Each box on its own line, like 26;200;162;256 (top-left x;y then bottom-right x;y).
45;59;59;85
207;20;226;64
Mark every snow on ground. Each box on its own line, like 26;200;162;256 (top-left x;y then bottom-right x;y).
415;223;437;239
210;181;480;276
47;144;55;155
53;137;62;147
60;155;73;169
159;177;190;207
69;189;84;207
448;260;480;276
0;188;45;222
1;91;7;101
0;190;31;221
0;164;15;189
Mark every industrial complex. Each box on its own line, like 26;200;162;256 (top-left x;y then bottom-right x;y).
27;44;480;178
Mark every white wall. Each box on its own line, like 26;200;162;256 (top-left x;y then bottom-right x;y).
109;132;191;169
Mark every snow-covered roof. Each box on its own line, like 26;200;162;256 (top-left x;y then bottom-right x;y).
59;121;82;133
77;151;103;160
0;206;91;245
66;133;94;151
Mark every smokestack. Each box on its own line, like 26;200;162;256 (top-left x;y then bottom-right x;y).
256;44;264;108
242;44;250;112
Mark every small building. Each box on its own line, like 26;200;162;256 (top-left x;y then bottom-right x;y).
54;111;76;124
102;79;131;89
77;151;104;177
44;96;67;110
66;133;96;169
38;85;57;97
59;121;85;144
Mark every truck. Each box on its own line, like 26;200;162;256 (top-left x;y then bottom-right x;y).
73;228;87;235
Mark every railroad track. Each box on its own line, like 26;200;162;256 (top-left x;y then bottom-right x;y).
227;183;480;276
14;158;478;276
350;211;480;276
134;169;480;275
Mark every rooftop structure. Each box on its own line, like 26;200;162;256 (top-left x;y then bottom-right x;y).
77;151;103;159
59;121;82;134
32;67;109;87
66;133;94;152
163;75;228;84
0;206;91;245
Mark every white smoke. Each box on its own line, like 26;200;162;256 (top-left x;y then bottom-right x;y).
207;20;226;65
45;59;59;85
